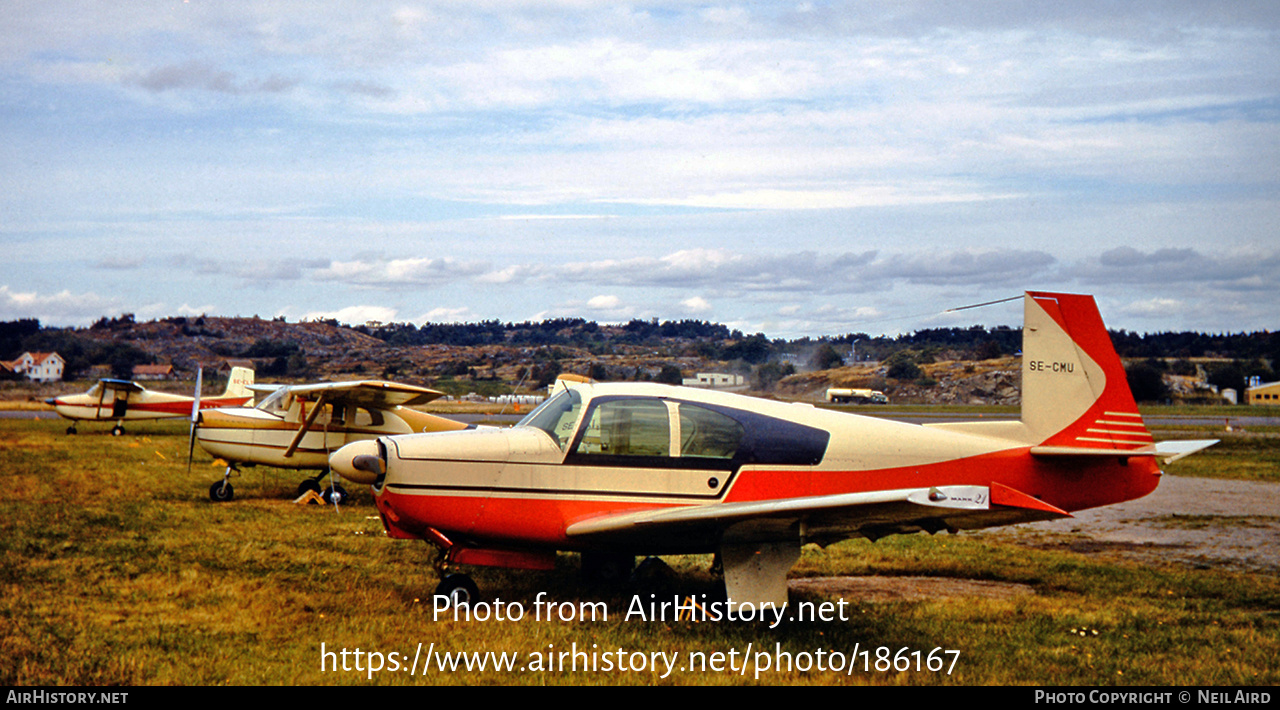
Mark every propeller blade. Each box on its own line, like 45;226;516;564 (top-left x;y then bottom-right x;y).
187;367;202;473
330;469;342;511
191;367;203;420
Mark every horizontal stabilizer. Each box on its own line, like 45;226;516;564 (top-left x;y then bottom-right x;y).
1153;439;1219;464
1030;445;1157;458
1032;438;1218;464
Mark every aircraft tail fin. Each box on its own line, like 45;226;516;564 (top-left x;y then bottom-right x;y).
222;367;255;399
1019;292;1153;452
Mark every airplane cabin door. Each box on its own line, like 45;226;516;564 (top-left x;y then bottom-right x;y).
111;390;129;418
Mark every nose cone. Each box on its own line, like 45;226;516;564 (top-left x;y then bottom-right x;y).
330;440;383;485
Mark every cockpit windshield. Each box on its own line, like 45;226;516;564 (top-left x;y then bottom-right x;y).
517;387;583;450
255;387;291;413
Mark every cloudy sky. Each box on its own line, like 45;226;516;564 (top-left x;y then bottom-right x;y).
2;1;1277;338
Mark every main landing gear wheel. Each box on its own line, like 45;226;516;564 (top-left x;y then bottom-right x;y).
66;426;77;435
628;556;676;597
296;479;322;498
580;552;635;586
111;425;124;436
322;484;349;505
209;481;235;502
435;573;479;608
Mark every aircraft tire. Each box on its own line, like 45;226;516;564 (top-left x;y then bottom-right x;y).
628;556;676;597
66;426;76;435
296;479;322;498
581;551;635;586
322;484;349;506
435;574;479;608
209;481;235;502
111;426;124;436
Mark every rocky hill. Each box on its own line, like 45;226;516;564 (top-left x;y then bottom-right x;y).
778;357;1022;405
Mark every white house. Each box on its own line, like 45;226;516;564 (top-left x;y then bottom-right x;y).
5;352;65;382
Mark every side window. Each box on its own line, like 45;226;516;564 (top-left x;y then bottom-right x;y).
677;403;743;459
574;399;671;457
351;407;383;427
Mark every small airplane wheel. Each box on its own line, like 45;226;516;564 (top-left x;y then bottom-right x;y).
111;426;124;436
66;426;76;435
322;484;349;505
581;551;635;586
209;481;235;502
628;556;676;597
435;573;479;608
296;479;322;498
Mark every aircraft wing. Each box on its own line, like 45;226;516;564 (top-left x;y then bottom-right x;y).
283;380;447;408
564;482;1069;550
98;378;146;393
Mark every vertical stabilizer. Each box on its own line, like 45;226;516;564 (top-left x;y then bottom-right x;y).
222;367;255;399
1020;292;1152;451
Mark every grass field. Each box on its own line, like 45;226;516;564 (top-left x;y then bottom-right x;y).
1;416;1277;686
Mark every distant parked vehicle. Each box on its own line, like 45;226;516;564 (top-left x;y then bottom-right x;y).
825;387;889;404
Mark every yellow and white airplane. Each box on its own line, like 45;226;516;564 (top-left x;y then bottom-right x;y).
193;380;473;503
46;367;254;436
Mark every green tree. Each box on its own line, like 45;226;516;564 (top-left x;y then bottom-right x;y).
1125;362;1169;402
656;364;683;385
809;343;844;370
752;362;795;391
884;351;922;381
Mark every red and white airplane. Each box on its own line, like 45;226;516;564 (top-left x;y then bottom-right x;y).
46;367;254;436
330;293;1216;606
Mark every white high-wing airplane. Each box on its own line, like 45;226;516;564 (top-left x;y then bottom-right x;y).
194;380;473;502
46;367;254;436
330;292;1218;606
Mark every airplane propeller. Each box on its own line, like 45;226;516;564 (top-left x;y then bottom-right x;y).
187;367;202;473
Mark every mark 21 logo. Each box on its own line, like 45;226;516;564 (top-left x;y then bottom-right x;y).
1028;360;1075;373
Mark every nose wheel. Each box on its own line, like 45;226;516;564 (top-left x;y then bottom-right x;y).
296;472;349;505
323;483;349;505
209;464;238;502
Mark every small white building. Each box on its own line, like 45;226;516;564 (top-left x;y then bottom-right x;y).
682;373;744;388
5;352;65;382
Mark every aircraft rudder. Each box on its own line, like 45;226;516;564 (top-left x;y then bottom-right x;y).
1020;292;1148;449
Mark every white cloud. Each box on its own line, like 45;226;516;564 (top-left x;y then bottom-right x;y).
1118;297;1185;319
313;257;489;287
681;296;712;314
585;294;621;310
417;306;476;323
0;285;122;326
301;305;398;325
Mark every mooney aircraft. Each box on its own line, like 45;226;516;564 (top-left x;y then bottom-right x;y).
194;380;473;503
330;292;1218;606
47;367;254;436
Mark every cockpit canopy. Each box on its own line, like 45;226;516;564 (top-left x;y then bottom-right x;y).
517;384;828;468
